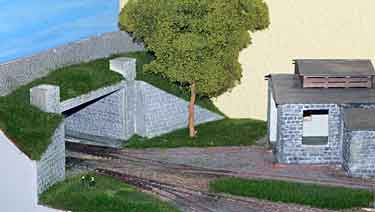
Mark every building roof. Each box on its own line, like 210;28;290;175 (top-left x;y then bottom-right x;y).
294;59;375;76
344;108;375;130
269;74;375;105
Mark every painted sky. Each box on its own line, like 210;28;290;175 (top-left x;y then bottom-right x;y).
0;0;118;63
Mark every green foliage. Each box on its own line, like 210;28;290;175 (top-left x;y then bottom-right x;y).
125;119;267;149
120;0;269;97
40;174;179;212
0;59;123;160
210;177;373;209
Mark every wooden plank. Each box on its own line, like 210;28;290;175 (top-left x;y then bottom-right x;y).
303;75;372;88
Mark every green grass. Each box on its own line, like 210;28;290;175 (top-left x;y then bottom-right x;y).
209;177;373;210
40;174;179;212
125;119;266;149
0;59;124;160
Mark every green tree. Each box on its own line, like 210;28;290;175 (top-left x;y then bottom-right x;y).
120;0;270;137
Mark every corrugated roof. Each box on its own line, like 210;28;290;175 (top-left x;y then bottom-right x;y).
294;59;375;76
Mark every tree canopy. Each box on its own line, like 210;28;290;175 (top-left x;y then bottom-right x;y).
120;0;270;97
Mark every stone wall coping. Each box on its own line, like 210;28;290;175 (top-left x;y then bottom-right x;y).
29;81;126;114
30;84;60;113
60;81;126;112
110;57;137;80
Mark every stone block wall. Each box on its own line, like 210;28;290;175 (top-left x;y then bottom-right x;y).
64;87;128;147
343;129;375;178
276;104;343;164
36;123;65;194
0;31;144;96
135;81;224;138
63;80;223;145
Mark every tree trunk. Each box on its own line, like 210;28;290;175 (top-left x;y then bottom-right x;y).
188;82;197;138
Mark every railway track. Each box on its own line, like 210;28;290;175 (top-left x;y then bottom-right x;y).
66;142;237;176
66;141;338;212
66;141;375;190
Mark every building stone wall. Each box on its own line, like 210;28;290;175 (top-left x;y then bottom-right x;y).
36;123;65;195
276;104;343;164
135;81;223;138
343;129;375;178
0;31;144;96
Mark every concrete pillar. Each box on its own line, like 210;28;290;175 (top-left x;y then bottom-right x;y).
30;84;60;113
110;57;137;139
110;57;136;81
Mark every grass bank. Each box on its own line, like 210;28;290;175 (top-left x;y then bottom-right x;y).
0;58;123;160
209;177;373;210
40;174;179;212
125;119;266;149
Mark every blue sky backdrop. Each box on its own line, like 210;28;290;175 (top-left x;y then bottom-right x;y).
0;0;118;63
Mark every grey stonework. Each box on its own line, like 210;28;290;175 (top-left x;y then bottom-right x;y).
64;80;223;144
0;31;144;96
135;81;224;138
110;57;137;80
272;99;375;177
30;85;65;194
343;130;375;178
124;81;137;139
275;104;343;164
36;123;65;194
30;84;60;113
60;82;125;112
64;84;128;147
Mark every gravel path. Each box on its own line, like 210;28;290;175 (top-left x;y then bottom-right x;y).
120;146;375;190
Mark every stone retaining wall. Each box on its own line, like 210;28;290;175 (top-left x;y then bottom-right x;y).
63;81;223;146
343;129;375;178
135;81;223;138
61;57;223;145
64;85;129;147
276;104;343;164
0;31;144;96
36;123;65;194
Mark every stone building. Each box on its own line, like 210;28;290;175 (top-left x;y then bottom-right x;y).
267;59;375;177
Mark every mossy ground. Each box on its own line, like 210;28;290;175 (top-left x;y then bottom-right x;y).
125;118;266;149
40;174;179;212
209;177;373;210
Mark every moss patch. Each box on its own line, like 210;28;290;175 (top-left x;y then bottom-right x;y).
40;174;179;212
209;177;373;210
125;119;266;149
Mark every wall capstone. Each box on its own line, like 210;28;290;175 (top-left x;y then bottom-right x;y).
30;84;60;113
110;57;137;80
